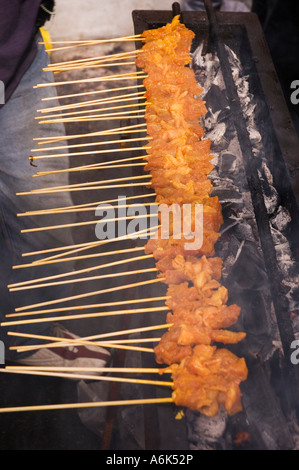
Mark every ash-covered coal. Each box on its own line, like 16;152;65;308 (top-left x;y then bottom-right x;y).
186;39;299;450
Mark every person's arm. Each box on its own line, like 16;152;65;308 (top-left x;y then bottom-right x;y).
0;0;42;104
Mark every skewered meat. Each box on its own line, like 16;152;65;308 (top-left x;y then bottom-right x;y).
137;15;247;416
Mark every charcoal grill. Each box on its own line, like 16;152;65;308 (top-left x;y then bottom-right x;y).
1;3;299;452
96;3;299;451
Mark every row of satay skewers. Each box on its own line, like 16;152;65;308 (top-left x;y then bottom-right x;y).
136;16;248;417
0;17;248;418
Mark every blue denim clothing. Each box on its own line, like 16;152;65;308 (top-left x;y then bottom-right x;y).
0;36;75;359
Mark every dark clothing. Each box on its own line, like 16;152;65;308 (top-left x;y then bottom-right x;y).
0;0;42;104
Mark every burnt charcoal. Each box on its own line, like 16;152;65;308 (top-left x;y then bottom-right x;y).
228;242;269;291
291;287;299;304
219;152;238;175
204;84;228;113
186;407;230;450
259;177;280;214
270;206;292;233
241;360;297;450
212;187;243;204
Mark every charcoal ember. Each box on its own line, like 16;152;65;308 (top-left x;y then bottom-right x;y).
259;175;280;214
211;186;243;204
241;361;297;450
205;121;227;149
186;408;229;450
186;17;299;452
192;46;221;96
228;242;270;290
123;19;299;451
291;311;299;335
270;206;292;233
219;152;238;176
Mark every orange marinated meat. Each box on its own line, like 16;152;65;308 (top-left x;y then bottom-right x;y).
154;327;193;365
137;16;247;416
155;254;223;288
145;229;221;259
166;282;205;311
170;345;248;416
166;303;242;331
136;16;195;68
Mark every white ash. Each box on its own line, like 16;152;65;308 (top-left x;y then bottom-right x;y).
187;38;299;450
192;40;298;313
271;206;292;232
187;408;230;450
205;121;226;146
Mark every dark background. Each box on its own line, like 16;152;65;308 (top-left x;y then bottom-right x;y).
252;0;299;137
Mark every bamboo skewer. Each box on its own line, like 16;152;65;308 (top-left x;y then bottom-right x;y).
31;136;151;152
50;57;136;72
12;341;157;355
17;180;152;196
38;112;146;125
51;60;136;73
13;342;155;354
8;246;147;288
9;266;158;291
28;144;150;161
35;101;149;120
45;49;139;70
16;242;156;275
47;40;140;53
41;84;145;103
13;277;166;312
0;369;172;387
5;296;170;318
19;176;152;197
17;191;154;216
33;71;147;89
18;200;155;217
21;183;151;199
3;27;170;406
17;181;151;196
42;34;143;53
9;330;165;354
37;91;146;114
0;25;219;421
14;243;149;269
7;323;171;354
32;156;148;178
2;305;168;327
40;35;142;45
50;56;137;70
20;211;157;234
33;161;146;178
34;122;147;144
9;322;171;344
4;304;167;328
0;397;174;414
90;337;161;344
6;365;169;374
15;338;162;349
20;174;152;194
18;224;159;265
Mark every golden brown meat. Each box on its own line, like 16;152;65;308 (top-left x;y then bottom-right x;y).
170;345;248;417
136;15;247;417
